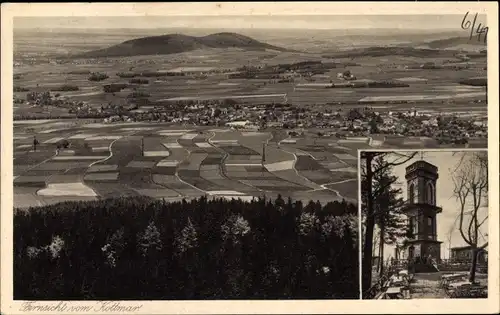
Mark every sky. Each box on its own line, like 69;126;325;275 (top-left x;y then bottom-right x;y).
13;15;482;30
377;151;489;260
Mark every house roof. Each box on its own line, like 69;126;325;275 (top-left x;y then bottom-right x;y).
451;245;488;252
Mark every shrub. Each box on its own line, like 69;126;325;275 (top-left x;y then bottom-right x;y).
117;72;138;78
56;139;70;149
141;71;167;77
88;72;109;82
50;85;79;92
103;84;128;93
129;78;149;84
127;91;150;99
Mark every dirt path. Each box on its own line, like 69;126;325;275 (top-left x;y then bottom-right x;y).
410;278;447;299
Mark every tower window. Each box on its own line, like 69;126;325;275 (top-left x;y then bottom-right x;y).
426;182;435;205
409;183;415;204
428;216;434;237
409;216;418;236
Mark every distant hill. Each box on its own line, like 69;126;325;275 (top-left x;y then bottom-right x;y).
425;36;487;49
323;46;455;59
74;32;291;58
323;36;488;59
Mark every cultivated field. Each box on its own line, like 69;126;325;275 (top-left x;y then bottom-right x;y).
13;30;488;120
13;122;373;208
12;30;488;208
13;59;488;116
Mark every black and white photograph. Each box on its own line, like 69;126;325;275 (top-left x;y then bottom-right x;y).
360;150;489;299
1;2;498;314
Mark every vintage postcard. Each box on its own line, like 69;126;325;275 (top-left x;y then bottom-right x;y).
1;2;498;314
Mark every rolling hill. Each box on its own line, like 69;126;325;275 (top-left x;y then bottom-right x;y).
323;46;456;59
321;35;488;59
74;32;291;58
425;36;487;49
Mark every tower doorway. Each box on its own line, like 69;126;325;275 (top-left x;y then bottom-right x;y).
408;246;415;260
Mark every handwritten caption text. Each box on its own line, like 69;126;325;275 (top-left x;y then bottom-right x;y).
20;301;144;313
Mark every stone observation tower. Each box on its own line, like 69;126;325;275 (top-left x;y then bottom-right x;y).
401;159;443;266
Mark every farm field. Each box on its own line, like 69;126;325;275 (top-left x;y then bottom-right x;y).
13;61;488;117
13;122;377;208
14;117;488;209
12;30;488;208
13;30;487;120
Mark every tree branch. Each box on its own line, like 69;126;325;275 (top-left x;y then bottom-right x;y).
372;152;418;176
456;176;473;246
468;189;478;244
372;178;399;202
477;215;488;228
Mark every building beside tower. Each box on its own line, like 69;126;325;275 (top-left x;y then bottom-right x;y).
450;245;488;264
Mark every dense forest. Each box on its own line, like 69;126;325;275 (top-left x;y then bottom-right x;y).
14;195;359;300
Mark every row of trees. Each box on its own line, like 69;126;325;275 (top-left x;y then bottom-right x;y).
14;195;359;300
50;84;79;92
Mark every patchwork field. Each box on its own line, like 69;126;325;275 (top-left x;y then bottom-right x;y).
14;42;487;131
14;54;487;110
13;35;487;122
12;30;489;211
13;123;374;208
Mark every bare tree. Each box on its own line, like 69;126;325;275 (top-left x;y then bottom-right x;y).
446;219;455;260
361;151;418;292
451;151;488;282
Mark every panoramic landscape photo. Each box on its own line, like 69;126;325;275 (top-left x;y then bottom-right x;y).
12;14;486;300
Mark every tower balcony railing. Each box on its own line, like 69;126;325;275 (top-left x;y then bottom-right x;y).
403;201;443;213
407;233;438;241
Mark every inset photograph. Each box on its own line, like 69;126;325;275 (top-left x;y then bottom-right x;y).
360;150;488;299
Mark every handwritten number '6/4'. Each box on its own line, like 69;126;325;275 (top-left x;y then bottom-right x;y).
461;11;488;44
